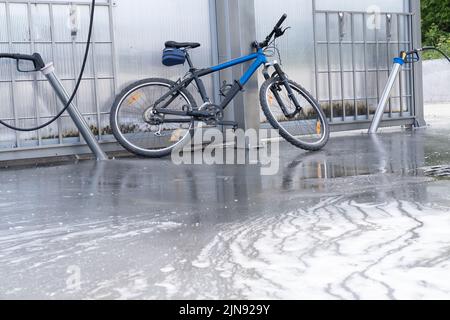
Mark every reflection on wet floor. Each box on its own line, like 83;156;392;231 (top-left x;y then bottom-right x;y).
424;166;450;178
0;125;449;299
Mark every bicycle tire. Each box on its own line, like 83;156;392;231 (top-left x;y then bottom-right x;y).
110;78;196;158
260;77;330;151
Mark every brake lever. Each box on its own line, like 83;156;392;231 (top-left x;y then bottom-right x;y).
275;27;291;38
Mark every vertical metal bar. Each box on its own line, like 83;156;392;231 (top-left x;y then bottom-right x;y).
407;12;417;117
5;0;20;148
107;0;118;94
338;12;345;121
104;0;118;141
374;19;380;106
325;12;333;122
208;0;220;106
404;16;414;116
386;13;392;40
49;3;63;144
397;13;404;117
312;0;319;101
88;2;102;141
386;14;392;118
70;4;81;142
410;0;425;127
27;1;42;146
363;13;369;119
350;13;357;120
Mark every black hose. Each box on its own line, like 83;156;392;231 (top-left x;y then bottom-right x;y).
420;46;450;63
0;0;96;132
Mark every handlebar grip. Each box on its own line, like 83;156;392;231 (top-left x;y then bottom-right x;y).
274;14;287;30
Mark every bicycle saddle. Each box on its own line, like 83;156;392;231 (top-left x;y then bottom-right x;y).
165;41;201;49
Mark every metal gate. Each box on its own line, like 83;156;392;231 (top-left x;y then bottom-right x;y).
312;0;417;129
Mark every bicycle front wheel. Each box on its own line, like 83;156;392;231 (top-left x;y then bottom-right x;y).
260;77;330;151
110;78;196;158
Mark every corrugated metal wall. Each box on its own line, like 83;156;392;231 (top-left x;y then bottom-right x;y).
0;0;215;156
112;0;215;90
255;0;316;95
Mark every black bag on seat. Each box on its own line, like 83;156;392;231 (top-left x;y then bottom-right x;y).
162;48;186;67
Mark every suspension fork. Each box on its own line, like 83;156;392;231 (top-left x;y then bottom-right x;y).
274;63;302;109
267;63;302;118
263;64;286;113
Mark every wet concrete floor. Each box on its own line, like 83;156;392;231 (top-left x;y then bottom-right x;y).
0;106;449;299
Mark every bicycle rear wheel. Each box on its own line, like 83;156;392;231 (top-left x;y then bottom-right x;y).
260;77;330;151
110;78;196;158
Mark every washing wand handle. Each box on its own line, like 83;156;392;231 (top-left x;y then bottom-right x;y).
0;52;45;71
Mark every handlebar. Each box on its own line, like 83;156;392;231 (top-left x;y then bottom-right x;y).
254;14;288;49
273;14;288;35
0;52;45;72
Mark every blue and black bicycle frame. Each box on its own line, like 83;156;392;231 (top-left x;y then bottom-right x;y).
152;14;302;126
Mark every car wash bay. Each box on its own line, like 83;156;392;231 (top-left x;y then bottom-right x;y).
0;0;423;159
1;0;450;300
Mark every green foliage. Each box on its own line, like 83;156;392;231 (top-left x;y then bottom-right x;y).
425;24;447;46
421;0;450;41
422;36;450;60
421;0;450;60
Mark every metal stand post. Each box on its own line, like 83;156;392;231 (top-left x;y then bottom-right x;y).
41;63;108;161
368;57;405;134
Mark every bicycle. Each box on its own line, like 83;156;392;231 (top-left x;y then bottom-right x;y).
110;14;330;158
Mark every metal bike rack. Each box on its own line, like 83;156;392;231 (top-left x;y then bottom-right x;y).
40;62;108;160
0;52;108;161
368;54;406;134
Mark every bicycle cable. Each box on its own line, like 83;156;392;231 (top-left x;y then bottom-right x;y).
264;37;284;66
0;0;96;132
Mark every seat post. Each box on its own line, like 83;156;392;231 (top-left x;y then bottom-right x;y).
184;50;210;103
184;51;195;69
